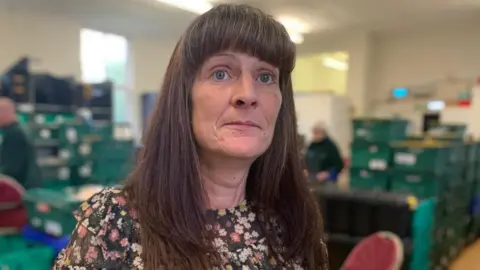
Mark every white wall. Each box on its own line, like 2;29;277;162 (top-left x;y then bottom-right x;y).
130;38;175;138
0;9;82;78
368;21;480;129
371;23;480;100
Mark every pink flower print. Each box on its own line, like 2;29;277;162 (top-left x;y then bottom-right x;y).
255;252;263;261
116;196;126;205
129;208;138;219
84;208;93;218
109;229;120;242
97;228;106;237
230;232;241;243
65;247;72;258
85;247;99;263
120;238;129;247
77;226;88;238
104;250;121;260
215;224;221;231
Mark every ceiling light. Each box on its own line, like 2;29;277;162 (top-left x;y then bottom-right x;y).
277;16;311;33
156;0;213;15
287;31;304;44
323;57;348;71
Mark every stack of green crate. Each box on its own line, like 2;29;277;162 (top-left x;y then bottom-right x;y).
390;136;470;268
466;141;480;244
30;118;68;188
56;123;104;187
349;118;409;191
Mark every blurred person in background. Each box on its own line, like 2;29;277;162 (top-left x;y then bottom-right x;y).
305;121;344;182
54;4;328;270
0;97;41;189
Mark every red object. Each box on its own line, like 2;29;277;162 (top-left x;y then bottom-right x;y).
458;100;471;107
0;174;25;210
0;206;28;230
342;232;404;270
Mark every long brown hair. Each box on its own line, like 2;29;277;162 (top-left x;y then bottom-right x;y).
125;4;327;269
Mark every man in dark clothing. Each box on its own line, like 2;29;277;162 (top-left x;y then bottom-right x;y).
305;122;344;182
0;97;41;189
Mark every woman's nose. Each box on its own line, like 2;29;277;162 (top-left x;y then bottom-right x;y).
231;74;258;108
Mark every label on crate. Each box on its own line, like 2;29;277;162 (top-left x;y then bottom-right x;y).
66;128;78;143
35;114;45;124
31;217;42;227
17;103;34;113
59;149;71;159
44;220;62;237
355;128;368;137
40;129;51;139
79;164;92;177
79;143;92;155
394;153;416;165
58;167;71;180
368;159;386;170
55;115;65;124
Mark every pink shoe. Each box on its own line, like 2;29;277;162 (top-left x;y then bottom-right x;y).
342;231;404;270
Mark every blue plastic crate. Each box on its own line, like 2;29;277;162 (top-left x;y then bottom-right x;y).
21;225;69;254
471;193;480;217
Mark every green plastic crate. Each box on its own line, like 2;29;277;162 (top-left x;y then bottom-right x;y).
350;141;392;171
352;118;409;143
0;245;54;270
37;158;71;185
16;112;31;125
57;123;112;144
349;168;389;191
58;141;95;164
28;124;60;141
33;113;75;125
23;188;82;237
0;235;31;254
410;199;435;270
390;171;451;200
391;141;452;174
92;140;134;161
92;159;132;185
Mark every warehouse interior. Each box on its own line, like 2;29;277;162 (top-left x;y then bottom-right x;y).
1;0;480;269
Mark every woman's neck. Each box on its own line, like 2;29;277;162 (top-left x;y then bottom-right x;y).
200;156;251;210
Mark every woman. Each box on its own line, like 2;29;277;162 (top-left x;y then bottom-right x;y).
54;4;328;270
305;122;344;182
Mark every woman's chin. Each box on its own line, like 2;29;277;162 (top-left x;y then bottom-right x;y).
220;141;268;159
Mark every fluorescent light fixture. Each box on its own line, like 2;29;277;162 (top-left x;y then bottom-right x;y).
287;31;304;44
156;0;213;14
323;57;348;71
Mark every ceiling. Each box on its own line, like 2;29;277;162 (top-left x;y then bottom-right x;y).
2;0;480;42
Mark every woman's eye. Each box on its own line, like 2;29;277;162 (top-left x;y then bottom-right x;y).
212;70;230;81
258;73;274;84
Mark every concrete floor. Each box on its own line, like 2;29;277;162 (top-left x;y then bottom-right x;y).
450;240;480;270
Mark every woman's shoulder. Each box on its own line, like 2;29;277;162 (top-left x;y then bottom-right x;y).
54;187;141;269
74;187;138;235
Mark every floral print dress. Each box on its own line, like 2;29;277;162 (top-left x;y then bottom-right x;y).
54;188;328;269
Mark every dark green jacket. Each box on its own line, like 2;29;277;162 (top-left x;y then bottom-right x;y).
0;122;42;189
305;137;344;174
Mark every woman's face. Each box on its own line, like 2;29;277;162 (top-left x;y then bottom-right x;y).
192;52;282;160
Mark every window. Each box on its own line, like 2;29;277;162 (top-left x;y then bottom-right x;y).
80;28;130;124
